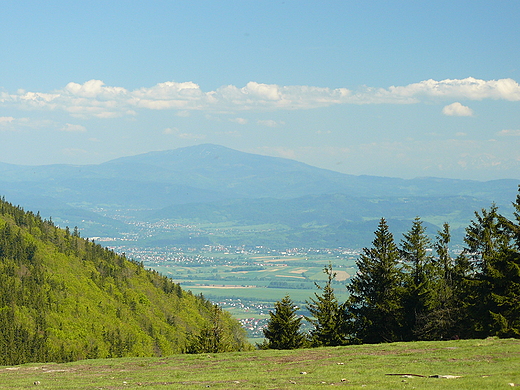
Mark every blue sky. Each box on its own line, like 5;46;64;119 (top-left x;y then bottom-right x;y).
1;1;519;180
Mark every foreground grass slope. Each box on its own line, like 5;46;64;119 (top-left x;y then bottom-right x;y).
1;338;518;389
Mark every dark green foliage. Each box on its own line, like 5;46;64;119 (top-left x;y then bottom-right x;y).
400;217;435;340
343;187;520;345
0;197;249;365
460;198;520;338
416;223;461;340
306;264;348;347
261;295;305;350
347;218;404;343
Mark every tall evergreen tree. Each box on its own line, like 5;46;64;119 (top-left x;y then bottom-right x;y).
462;203;520;338
306;264;348;347
347;218;403;344
261;295;305;350
423;223;460;339
400;217;434;340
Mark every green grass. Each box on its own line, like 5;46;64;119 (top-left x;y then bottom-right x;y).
184;285;349;303
1;338;518;389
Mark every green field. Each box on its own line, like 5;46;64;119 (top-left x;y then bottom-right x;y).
1;338;518;389
148;251;355;306
145;250;355;339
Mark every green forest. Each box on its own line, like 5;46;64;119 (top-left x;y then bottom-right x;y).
262;187;520;349
0;197;250;366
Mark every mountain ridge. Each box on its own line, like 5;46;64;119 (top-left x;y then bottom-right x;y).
0;144;518;247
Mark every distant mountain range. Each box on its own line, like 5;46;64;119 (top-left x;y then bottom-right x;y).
0;144;518;248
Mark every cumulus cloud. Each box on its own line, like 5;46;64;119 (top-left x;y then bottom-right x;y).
1;77;519;118
442;102;474;116
60;123;87;132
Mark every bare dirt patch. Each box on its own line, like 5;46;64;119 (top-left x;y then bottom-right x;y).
334;270;350;281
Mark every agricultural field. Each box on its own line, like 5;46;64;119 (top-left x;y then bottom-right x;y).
1;338;518;389
108;244;359;340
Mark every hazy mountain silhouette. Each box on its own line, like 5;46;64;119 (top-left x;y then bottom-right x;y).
0;144;517;245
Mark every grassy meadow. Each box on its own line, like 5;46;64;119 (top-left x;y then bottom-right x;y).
1;338;518;389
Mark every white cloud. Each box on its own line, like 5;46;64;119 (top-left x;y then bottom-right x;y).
442;102;474;116
64;79;127;98
230;117;248;125
60;123;87;132
1;77;518;118
0;116;15;124
385;77;520;101
162;127;178;134
257;119;285;127
497;129;520;136
0;116;54;130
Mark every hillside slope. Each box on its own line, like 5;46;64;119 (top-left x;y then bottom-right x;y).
0;198;249;365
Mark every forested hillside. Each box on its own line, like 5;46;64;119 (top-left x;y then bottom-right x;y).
0;197;249;365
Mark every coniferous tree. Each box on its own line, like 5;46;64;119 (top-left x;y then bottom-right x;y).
419;223;461;339
261;295;305;349
347;218;403;344
462;203;520;338
306;263;348;346
400;217;434;340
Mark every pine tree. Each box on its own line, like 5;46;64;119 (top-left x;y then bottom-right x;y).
261;295;305;349
347;218;403;344
306;263;348;346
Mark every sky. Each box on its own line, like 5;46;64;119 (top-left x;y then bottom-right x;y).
1;1;519;181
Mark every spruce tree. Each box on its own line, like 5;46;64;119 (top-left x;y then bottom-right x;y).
462;203;520;338
305;264;348;346
347;218;403;344
420;223;461;339
400;217;434;340
262;295;304;349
